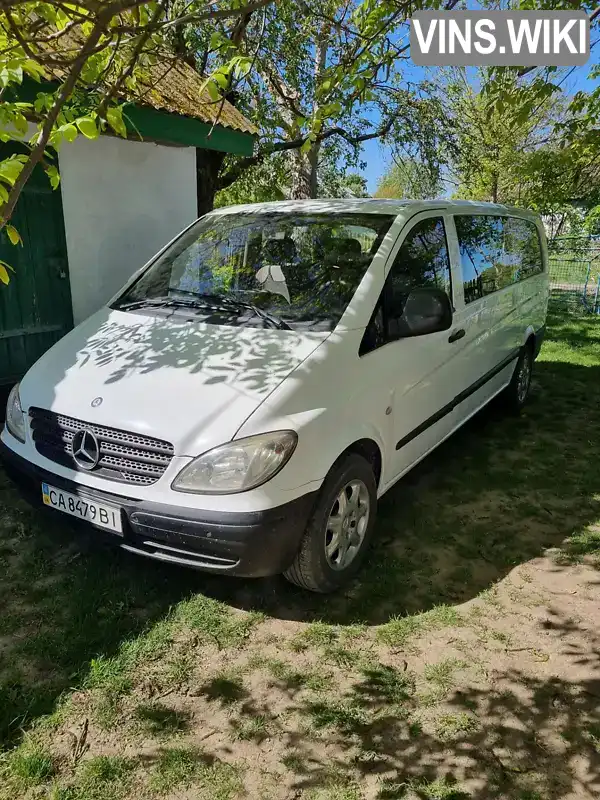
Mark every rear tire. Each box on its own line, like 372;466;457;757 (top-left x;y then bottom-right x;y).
504;343;534;413
283;453;377;593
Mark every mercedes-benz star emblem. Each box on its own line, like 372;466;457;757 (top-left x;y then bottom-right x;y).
71;429;100;470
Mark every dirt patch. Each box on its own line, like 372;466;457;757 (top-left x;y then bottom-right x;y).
17;554;596;800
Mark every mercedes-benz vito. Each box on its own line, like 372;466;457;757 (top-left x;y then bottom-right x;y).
1;200;549;592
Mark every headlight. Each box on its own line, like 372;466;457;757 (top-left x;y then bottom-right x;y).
172;431;297;494
6;382;26;443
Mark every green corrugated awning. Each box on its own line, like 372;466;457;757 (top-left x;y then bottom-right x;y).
124;104;255;156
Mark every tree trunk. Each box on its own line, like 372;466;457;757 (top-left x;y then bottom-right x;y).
308;140;320;198
196;148;226;216
288;23;329;200
290;149;312;199
307;26;329;199
555;213;567;238
490;146;500;203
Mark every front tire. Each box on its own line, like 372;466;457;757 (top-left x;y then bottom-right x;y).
283;453;377;593
504;343;534;413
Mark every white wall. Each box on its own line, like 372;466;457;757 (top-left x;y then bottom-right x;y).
59;136;197;324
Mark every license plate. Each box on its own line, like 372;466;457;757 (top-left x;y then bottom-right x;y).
41;482;123;534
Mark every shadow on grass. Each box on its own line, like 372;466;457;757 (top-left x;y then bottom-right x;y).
1;351;599;750
545;308;600;350
133;702;192;736
0;477;201;746
186;609;600;799
197;675;248;705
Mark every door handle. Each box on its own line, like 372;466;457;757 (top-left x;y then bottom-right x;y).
448;328;465;343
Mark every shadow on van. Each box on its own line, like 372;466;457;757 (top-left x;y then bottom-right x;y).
0;356;598;747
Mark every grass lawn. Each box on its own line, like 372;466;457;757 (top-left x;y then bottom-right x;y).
1;309;599;800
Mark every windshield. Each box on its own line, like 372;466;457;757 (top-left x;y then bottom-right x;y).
113;212;395;331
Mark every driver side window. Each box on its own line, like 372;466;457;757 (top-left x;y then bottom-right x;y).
360;216;452;355
388;216;452;320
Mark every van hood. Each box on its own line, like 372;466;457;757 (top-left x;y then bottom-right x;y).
20;308;328;455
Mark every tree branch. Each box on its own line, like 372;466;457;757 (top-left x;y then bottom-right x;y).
160;0;274;29
96;0;167;120
2;7;37;59
517;7;600;77
0;2;126;227
35;18;89;42
256;60;304;120
218;115;395;190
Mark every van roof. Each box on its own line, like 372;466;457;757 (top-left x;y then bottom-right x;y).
210;198;539;220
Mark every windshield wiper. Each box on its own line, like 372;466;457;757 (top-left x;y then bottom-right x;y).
115;296;208;311
116;293;291;330
233;301;291;330
191;293;291;330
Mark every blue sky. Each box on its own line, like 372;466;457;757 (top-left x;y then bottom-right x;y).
359;59;599;194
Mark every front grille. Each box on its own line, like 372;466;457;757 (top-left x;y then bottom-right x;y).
29;407;174;486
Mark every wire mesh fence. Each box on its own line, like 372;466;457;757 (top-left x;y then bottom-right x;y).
548;235;600;314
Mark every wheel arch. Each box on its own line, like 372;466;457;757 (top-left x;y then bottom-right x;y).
334;437;383;488
522;325;537;351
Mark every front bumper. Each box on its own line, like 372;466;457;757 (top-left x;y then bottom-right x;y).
0;438;316;577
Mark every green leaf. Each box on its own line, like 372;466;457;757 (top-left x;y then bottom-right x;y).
12;113;28;136
213;71;229;89
0;263;10;285
232;57;252;79
36;3;58;23
206;81;220;101
23;59;46;82
76;117;98;139
0;156;25;186
34;93;52;113
45;165;60;190
209;31;225;50
106;107;127;138
6;224;21;246
8;63;23;84
64;123;78;142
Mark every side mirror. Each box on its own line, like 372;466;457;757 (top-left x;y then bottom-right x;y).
389;287;453;339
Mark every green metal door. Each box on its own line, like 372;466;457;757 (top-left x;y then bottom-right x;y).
0;151;72;386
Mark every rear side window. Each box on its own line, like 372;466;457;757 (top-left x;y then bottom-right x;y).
455;216;503;302
504;217;543;281
455;215;543;304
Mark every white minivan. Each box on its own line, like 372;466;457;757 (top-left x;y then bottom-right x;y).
1;200;548;592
